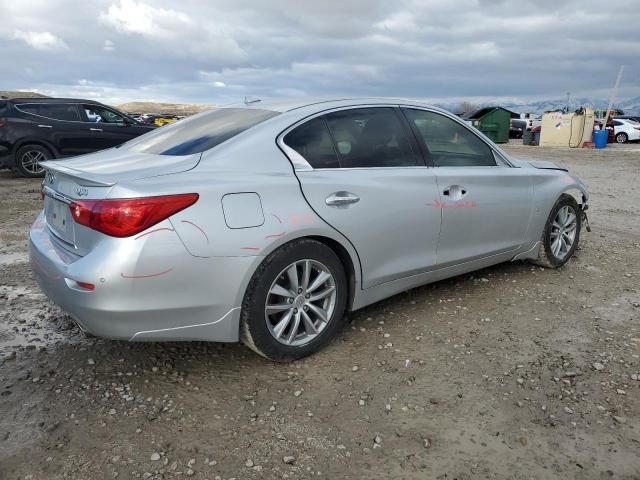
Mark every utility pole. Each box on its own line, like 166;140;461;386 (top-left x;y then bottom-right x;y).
603;66;624;125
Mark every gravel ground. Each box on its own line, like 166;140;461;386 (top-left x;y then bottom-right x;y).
1;143;639;479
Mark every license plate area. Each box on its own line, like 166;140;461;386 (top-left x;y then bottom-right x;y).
45;198;75;245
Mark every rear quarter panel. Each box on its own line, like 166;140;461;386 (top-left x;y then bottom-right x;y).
106;129;362;309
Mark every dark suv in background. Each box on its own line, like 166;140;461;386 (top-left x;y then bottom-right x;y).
0;98;155;177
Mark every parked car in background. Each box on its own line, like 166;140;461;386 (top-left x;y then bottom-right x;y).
612;118;640;143
509;118;527;138
30;98;589;361
614;115;640;124
153;114;181;127
0;97;155;177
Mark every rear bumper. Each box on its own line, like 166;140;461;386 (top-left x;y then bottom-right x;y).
29;212;261;342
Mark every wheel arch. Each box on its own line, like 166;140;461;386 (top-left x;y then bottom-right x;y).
306;235;358;312
244;233;361;313
13;138;59;158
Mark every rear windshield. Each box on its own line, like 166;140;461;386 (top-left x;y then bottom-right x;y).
125;108;279;156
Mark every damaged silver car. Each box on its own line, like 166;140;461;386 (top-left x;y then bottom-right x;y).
29;98;589;360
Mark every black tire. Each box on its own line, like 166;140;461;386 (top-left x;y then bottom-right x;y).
240;239;347;361
14;144;51;178
532;194;582;268
615;132;628;144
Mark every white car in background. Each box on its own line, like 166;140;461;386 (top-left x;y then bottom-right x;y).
612;118;640;143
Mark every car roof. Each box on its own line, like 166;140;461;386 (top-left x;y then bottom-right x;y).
9;97;103;105
222;97;440;114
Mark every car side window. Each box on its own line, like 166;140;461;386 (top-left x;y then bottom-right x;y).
83;105;125;124
38;104;81;122
403;108;496;167
324;107;417;168
15;104;41;116
613;120;622;126
283;117;340;169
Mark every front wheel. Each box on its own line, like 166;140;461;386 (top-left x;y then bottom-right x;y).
15;144;51;178
240;239;347;361
616;132;628;144
533;194;582;268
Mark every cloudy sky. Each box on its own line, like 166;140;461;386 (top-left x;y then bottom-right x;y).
2;0;639;105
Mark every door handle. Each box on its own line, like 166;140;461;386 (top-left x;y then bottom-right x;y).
89;128;103;132
443;185;468;200
325;191;360;208
37;124;52;128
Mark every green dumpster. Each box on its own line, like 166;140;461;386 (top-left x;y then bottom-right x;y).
464;107;512;143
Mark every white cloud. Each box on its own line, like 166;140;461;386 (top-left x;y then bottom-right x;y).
2;0;640;104
13;31;68;50
99;0;190;38
98;0;247;63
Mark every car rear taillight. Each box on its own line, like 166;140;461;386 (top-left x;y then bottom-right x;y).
69;193;198;237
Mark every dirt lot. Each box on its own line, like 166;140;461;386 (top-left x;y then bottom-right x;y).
1;143;639;480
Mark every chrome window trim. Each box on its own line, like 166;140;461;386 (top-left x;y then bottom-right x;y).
15;102;130;125
277;103;515;171
277;103;419;171
398;104;516;168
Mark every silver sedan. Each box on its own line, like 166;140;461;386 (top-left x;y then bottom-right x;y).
29;98;589;360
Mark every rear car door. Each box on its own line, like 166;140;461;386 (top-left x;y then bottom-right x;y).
283;106;442;288
34;103;90;156
402;108;533;266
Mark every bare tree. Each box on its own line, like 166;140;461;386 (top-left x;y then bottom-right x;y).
457;101;480;116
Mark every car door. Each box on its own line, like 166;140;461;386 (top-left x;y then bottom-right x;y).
36;103;91;156
283;106;442;288
402;107;533;266
80;104;144;149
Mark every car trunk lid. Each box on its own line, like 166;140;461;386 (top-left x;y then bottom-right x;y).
40;150;201;256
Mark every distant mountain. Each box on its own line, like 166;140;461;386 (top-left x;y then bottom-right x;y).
440;96;640;115
0;90;48;99
115;101;215;116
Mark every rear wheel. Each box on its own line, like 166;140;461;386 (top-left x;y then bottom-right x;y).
616;132;628;144
15;144;51;178
240;239;347;361
532;194;581;268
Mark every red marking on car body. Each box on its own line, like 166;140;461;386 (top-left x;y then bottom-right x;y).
180;220;209;243
426;199;478;209
134;227;175;240
240;247;260;251
265;231;287;239
289;213;314;225
271;213;283;224
121;267;174;279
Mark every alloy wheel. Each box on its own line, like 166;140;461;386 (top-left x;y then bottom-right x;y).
550;205;577;260
265;259;337;347
20;150;46;175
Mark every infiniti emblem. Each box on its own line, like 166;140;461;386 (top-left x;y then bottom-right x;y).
76;186;89;197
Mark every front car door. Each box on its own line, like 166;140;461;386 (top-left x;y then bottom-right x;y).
402;107;533;266
80;104;144;149
282;106;442;288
